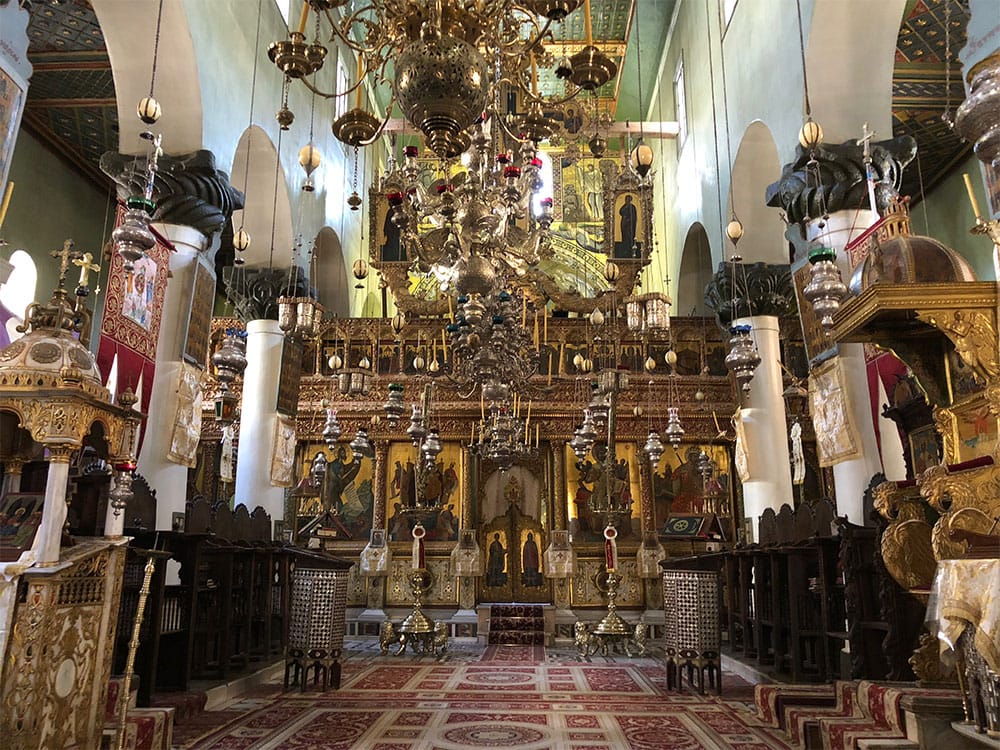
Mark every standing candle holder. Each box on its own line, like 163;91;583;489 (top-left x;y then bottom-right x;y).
593;570;629;637
115;548;170;750
398;568;435;643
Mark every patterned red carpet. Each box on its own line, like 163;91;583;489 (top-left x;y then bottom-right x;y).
177;643;789;750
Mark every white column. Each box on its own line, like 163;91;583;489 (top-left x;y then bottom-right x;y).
34;449;72;565
136;224;209;531
103;473;126;539
736;314;794;542
808;210;889;524
234;319;285;522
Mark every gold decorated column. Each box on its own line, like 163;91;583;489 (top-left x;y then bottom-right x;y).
551;440;567;530
372;439;389;530
637;444;654;533
462;448;474;528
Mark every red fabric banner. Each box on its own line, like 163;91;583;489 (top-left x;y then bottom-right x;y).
96;203;173;443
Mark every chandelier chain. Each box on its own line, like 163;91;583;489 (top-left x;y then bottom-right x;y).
148;0;165;98
795;0;812;119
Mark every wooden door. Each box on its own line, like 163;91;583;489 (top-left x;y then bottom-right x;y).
480;504;549;603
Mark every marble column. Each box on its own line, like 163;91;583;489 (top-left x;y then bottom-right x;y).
705;262;796;542
234;319;286;522
34;447;73;565
737;314;795;540
102;147;245;528
767;136;917;526
808;211;886;524
136;224;210;531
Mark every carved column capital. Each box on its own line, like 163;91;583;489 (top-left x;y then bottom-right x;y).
100;149;245;238
704;261;795;327
3;457;25;475
47;446;75;463
222;267;309;321
765;136;916;227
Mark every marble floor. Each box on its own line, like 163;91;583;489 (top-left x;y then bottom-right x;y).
174;639;788;750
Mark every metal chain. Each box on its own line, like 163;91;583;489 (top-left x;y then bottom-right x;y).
942;0;955;127
148;0;165;97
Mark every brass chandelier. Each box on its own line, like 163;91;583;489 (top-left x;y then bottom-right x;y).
382;134;553;292
270;0;618;159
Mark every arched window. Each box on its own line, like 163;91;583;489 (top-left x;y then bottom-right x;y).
0;250;38;347
275;0;291;25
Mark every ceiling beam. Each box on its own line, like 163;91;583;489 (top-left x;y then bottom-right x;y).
31;60;112;72
26;98;117;108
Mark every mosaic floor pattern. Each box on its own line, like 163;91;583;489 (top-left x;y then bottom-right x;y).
179;642;789;750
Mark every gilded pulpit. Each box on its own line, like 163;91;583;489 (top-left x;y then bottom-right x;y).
831;205;1000;694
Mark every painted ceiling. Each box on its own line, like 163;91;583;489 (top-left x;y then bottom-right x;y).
892;0;971;201
19;0;973;211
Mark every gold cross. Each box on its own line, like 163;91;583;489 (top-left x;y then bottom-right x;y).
50;239;77;285
72;251;101;287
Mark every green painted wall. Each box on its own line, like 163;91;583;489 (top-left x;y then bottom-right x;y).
913;153;994;281
3;130;112;309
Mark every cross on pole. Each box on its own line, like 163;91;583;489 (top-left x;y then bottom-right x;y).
72;251;101;288
856;122;877;163
856;122;880;216
50;239;78;287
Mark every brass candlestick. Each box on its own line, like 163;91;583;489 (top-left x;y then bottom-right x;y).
115;548;169;750
398;568;434;637
593;570;629;636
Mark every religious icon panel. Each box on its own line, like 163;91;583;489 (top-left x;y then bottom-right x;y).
565;442;641;543
295;442;375;542
479;490;548;603
651;444;732;534
385;441;462;542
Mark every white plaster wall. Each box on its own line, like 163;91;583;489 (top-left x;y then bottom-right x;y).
181;0;364;313
647;0;906;303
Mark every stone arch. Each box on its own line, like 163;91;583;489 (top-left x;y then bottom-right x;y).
228;126;294;269
804;0;907;141
0;409;28;450
727;121;785;265
677;223;714;316
313;227;349;318
92;0;204;153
